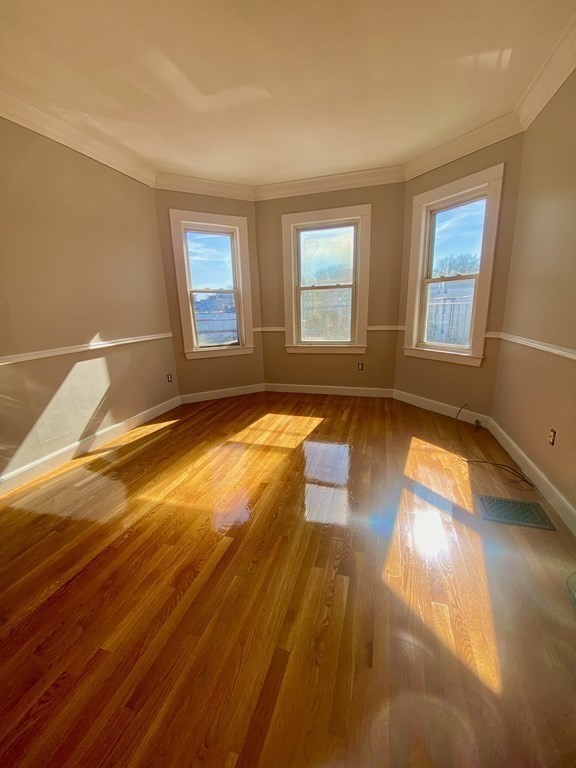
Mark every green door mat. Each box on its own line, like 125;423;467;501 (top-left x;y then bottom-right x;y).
475;495;556;531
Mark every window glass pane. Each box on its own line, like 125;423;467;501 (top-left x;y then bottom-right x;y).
300;288;352;342
192;292;239;347
305;484;349;527
430;199;486;278
304;441;350;487
299;226;354;286
424;279;475;347
187;231;234;290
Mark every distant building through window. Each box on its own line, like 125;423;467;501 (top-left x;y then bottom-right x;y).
170;210;254;360
404;165;504;367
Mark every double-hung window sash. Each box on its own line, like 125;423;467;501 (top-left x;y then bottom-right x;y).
295;223;357;344
186;229;242;349
419;197;486;350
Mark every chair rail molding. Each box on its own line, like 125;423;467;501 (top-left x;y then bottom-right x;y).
0;332;174;366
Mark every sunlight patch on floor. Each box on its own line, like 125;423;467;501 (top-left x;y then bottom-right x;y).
403;436;474;513
231;413;323;449
106;418;180;448
381;437;502;695
138;414;316;529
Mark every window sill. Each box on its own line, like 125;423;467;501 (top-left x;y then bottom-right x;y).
185;346;255;360
403;346;483;367
286;345;367;354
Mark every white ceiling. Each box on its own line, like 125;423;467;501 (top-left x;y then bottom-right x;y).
1;0;576;187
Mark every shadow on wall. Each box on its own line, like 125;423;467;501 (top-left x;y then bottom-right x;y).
0;337;134;481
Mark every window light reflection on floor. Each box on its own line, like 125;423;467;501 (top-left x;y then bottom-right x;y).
412;510;448;558
381;435;502;695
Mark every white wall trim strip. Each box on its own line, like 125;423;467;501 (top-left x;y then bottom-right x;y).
0;396;182;493
516;11;576;128
0;332;174;366
485;331;576;362
0;99;531;199
254;326;405;333
265;383;394;399
403;113;523;181
0;88;156;187
254;166;405;200
154;116;522;199
2;383;574;537
180;384;265;403
391;390;487;425
488;418;576;536
155;172;256;201
4;11;576;201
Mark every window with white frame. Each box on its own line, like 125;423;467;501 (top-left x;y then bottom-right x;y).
169;210;254;359
404;165;503;366
282;205;371;353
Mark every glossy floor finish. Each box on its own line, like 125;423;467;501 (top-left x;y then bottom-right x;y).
0;394;575;768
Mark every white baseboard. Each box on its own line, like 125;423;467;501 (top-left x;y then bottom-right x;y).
0;396;182;494
488;419;576;536
264;383;486;425
391;390;575;533
265;383;394;398
3;382;574;539
263;385;574;534
180;383;265;404
392;390;487;426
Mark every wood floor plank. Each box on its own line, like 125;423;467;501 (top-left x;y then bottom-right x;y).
0;393;575;767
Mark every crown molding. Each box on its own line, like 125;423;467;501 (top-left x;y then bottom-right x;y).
254;165;405;200
403;112;523;180
155;172;256;201
516;12;576;128
3;12;575;198
0;89;156;187
154;116;522;200
155;164;405;201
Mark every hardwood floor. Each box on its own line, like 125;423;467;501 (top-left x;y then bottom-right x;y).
0;393;575;767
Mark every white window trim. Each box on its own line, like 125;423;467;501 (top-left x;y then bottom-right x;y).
282;205;371;354
404;164;504;367
169;209;254;360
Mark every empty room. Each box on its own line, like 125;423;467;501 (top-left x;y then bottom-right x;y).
1;1;576;766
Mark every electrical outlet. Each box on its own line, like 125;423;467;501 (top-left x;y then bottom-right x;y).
167;373;173;383
548;428;556;446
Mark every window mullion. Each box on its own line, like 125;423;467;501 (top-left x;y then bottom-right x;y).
298;282;353;290
425;274;479;285
189;288;235;294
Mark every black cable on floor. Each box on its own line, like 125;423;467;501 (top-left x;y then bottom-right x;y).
455;403;534;486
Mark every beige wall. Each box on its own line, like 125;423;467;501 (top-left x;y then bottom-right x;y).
263;332;398;389
256;185;405;388
394;134;525;413
2;82;574;511
493;71;576;508
394;338;502;415
0;118;176;481
154;190;265;394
